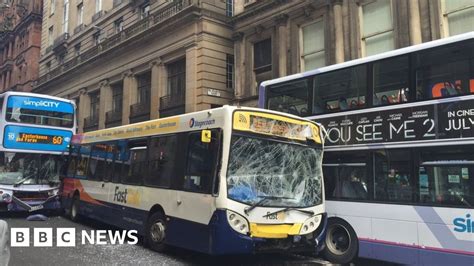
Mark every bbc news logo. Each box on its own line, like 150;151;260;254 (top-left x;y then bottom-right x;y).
11;228;138;247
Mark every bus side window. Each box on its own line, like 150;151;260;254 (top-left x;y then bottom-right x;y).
75;145;90;179
89;144;108;181
146;135;177;188
415;40;473;100
66;145;79;177
373;56;409;106
121;139;147;185
183;131;218;193
103;144;116;182
373;150;413;203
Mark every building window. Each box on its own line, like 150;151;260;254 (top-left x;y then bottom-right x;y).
361;0;394;57
95;0;102;13
112;85;123;113
226;54;234;89
137;72;151;105
90;92;100;120
50;0;55;15
226;0;233;16
141;2;150;19
301;20;325;71
77;3;83;26
74;43;81;56
442;0;474;36
253;38;272;74
114;18;124;34
167;59;186;96
93;31;102;45
62;0;69;33
48;26;54;46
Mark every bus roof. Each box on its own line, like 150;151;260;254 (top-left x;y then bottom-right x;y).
260;31;474;88
0;91;76;106
75;105;323;144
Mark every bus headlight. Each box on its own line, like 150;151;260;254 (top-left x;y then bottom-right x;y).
299;215;321;235
226;210;249;235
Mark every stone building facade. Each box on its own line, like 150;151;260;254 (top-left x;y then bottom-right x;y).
0;0;43;92
34;0;233;132
232;0;474;106
33;0;474;131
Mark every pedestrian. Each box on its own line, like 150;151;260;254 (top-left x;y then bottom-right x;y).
0;220;9;266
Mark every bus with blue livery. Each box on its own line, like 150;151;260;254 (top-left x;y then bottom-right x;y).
0;91;76;212
61;106;327;255
259;32;474;264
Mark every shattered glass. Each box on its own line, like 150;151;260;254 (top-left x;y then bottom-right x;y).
0;152;63;185
227;135;323;208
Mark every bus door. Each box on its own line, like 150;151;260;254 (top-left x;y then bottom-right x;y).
168;130;221;252
79;144;110;218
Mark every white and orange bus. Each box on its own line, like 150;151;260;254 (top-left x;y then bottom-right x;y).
61;106;327;255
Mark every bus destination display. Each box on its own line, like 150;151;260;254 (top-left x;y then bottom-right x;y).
3;125;72;152
15;133;63;145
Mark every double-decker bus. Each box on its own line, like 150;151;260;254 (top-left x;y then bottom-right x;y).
61;106;327;255
259;32;474;264
0;92;76;212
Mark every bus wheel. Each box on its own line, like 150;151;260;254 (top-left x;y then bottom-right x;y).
69;196;80;222
146;212;167;252
322;217;358;264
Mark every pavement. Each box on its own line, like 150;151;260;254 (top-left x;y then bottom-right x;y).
0;214;391;266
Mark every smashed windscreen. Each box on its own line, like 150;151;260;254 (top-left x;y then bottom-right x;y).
0;152;63;185
227;135;323;208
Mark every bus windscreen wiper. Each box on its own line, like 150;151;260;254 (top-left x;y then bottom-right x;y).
244;196;294;215
262;207;314;218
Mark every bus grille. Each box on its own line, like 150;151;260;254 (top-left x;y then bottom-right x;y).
13;191;50;200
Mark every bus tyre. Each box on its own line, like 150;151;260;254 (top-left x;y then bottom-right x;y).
322;217;358;264
69;196;80;222
146;212;167;252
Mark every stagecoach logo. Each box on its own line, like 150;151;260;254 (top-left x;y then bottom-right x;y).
8;133;15;140
189;118;215;128
23;100;60;108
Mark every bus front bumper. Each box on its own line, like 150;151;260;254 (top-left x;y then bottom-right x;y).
0;195;61;212
209;210;328;255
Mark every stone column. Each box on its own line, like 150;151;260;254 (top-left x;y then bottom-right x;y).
408;0;422;45
5;71;10;89
78;88;90;133
333;0;345;63
7;42;12;58
232;32;244;101
149;59;162;120
122;70;137;125
185;44;198;113
98;79;111;129
275;14;288;77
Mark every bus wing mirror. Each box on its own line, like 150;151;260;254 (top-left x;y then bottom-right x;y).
201;130;212;143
